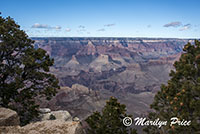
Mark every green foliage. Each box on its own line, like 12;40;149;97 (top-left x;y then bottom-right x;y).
0;14;60;125
86;97;137;134
144;40;200;134
49;114;56;120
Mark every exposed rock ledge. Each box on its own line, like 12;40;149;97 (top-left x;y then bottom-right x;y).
39;108;72;121
0;108;84;134
0;120;84;134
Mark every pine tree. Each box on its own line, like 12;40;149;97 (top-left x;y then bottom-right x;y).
144;40;200;134
86;97;137;134
0;14;59;125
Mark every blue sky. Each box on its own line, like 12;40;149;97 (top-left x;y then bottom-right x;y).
0;0;200;38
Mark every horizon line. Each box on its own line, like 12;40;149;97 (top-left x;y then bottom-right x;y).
30;36;199;40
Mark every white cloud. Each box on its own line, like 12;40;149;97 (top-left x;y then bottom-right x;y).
32;23;49;28
163;21;182;28
97;28;105;31
179;24;191;31
32;23;62;30
66;28;71;32
104;23;115;27
54;26;61;30
79;25;85;29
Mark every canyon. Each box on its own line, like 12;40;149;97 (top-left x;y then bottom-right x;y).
32;37;192;120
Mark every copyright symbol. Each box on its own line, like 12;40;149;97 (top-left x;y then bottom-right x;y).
123;117;132;127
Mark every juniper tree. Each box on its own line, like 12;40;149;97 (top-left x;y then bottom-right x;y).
86;97;137;134
0;14;59;125
144;40;200;134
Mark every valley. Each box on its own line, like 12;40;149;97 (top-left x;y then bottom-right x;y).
32;37;192;120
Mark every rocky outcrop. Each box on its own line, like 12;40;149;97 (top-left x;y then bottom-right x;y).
71;84;90;94
0;107;20;126
39;108;51;113
51;110;71;121
0;120;84;134
0;108;84;134
39;108;72;121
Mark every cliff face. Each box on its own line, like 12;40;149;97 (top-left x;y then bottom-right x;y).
32;37;191;118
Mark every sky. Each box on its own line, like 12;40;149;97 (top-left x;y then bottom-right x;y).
0;0;200;38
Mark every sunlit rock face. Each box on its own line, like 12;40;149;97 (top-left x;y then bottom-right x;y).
33;37;192;119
